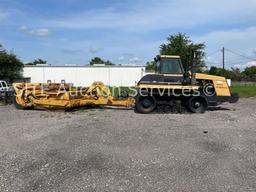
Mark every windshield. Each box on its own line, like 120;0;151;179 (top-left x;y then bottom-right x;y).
0;82;7;88
158;58;183;74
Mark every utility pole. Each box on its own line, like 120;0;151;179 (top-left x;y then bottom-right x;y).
222;47;225;76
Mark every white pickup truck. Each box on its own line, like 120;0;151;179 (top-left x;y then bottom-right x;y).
0;80;13;103
0;80;10;92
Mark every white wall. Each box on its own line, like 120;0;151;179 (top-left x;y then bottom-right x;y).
23;66;146;87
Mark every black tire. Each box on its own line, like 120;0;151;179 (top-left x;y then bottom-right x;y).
187;97;208;113
135;95;156;113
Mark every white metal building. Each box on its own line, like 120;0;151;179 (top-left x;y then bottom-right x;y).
23;64;146;87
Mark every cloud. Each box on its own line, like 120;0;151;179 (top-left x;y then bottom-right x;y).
129;57;140;63
4;0;256;65
246;61;256;67
114;53;142;64
29;28;49;36
195;27;256;50
234;64;242;68
234;61;256;70
0;10;10;21
61;49;83;54
117;56;125;61
19;25;50;37
46;0;256;31
0;8;31;25
89;46;103;54
19;25;28;31
194;27;256;69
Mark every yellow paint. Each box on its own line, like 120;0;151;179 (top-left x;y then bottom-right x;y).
13;82;135;110
195;73;231;96
159;55;180;59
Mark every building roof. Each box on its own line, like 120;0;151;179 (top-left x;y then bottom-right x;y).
24;64;145;68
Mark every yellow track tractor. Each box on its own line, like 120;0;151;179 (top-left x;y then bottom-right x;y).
13;54;238;113
135;55;239;113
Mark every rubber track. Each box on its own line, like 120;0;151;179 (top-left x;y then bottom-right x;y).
155;104;187;114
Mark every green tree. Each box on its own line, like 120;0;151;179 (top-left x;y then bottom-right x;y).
209;66;221;76
145;61;156;71
160;33;206;71
89;57;114;65
243;66;256;78
26;58;47;65
105;60;114;65
208;66;243;80
0;44;23;81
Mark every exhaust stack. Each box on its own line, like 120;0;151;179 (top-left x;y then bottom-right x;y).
191;51;197;86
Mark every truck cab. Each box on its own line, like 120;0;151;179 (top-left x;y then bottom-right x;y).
0;80;13;103
0;80;9;92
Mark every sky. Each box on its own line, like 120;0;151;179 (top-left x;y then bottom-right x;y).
0;0;256;69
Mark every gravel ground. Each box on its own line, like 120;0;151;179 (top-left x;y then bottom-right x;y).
0;98;256;192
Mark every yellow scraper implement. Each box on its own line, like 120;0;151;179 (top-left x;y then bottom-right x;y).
13;81;135;110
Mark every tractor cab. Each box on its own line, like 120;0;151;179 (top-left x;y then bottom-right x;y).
138;55;185;85
155;55;184;75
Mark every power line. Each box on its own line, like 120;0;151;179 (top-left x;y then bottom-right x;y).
206;61;219;65
225;59;252;65
207;48;256;67
205;49;221;58
225;48;256;61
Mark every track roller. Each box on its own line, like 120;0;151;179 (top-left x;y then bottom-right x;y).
187;97;208;113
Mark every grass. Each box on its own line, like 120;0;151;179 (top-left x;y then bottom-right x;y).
231;85;256;97
109;87;137;98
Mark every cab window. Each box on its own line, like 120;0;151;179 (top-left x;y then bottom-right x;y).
160;58;183;74
0;82;7;87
